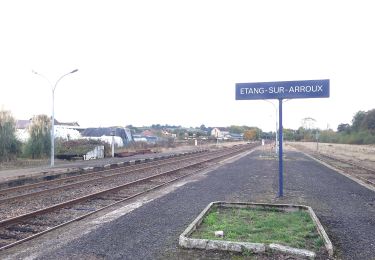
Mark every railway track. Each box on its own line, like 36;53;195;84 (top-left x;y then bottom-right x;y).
313;152;375;186
0;149;213;201
290;144;375;187
0;148;241;220
0;143;258;250
0;149;209;193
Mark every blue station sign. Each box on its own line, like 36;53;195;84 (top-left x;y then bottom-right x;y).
235;78;330;197
236;79;330;100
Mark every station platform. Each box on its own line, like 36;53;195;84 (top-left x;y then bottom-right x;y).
2;147;374;259
0;146;208;186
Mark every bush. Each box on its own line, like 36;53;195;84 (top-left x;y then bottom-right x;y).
0;110;22;162
23;115;51;159
55;139;111;158
333;131;375;145
300;128;375;145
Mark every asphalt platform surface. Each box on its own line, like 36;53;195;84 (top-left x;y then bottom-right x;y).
1;148;374;259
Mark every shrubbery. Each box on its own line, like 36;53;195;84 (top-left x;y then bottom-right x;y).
23;115;51;159
0;110;22;162
286;109;375;145
337;131;375;144
55;139;111;158
2;107;375;165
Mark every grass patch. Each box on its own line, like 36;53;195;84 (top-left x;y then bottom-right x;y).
191;206;323;252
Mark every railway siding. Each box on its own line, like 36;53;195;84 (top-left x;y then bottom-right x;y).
289;142;375;171
288;142;375;191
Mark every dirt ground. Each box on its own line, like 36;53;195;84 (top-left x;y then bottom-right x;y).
287;142;375;171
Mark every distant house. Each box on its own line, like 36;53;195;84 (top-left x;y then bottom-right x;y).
15;118;82;142
134;130;158;144
81;127;133;147
144;136;158;144
54;125;82;140
16;119;31;129
161;129;175;138
131;129;162;144
228;133;244;141
15;119;32;142
210;128;243;141
55;120;80;127
211;128;219;138
133;135;148;142
54;120;83;139
141;130;154;137
211;128;226;139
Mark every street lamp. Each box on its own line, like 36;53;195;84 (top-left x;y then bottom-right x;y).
263;100;278;154
32;69;78;167
262;99;292;155
110;129;115;158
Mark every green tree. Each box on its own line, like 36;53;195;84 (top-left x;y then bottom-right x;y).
243;129;257;141
0;110;21;162
172;128;187;140
283;128;296;141
319;129;339;143
199;124;207;131
360;109;375;132
352;111;366;131
24;115;51;159
337;123;351;134
295;127;305;141
229;125;244;134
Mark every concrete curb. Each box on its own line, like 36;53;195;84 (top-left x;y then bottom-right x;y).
179;201;334;258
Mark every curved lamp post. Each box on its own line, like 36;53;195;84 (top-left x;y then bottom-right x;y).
32;69;78;167
263;100;278;154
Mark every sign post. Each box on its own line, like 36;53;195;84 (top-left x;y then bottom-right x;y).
278;98;283;197
235;79;330;197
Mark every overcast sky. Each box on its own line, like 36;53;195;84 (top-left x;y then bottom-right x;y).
1;1;374;132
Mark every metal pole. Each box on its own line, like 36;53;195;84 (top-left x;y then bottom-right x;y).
263;100;278;155
33;69;78;167
278;98;283;197
112;135;115;158
51;89;55;167
275;108;278;154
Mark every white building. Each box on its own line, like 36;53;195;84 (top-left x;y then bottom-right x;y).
211;128;225;139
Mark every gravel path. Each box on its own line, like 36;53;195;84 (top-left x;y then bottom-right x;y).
1;149;374;259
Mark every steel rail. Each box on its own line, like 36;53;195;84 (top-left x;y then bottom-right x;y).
314;153;375;186
0;150;217;203
0;149;208;194
0;143;257;250
0;144;254;226
291;144;375;187
316;152;375;174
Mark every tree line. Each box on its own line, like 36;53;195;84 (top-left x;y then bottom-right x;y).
2;108;374;163
284;109;375;144
0;110;51;162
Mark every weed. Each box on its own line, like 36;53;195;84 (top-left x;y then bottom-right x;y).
191;207;322;252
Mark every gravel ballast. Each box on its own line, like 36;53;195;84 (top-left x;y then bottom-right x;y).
1;148;374;259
